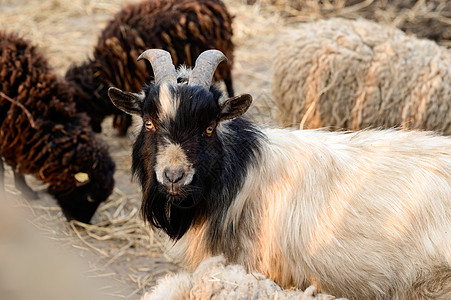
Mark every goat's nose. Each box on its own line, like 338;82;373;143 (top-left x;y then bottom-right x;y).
164;168;185;184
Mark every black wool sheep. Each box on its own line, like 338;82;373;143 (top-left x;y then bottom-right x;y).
65;0;235;136
0;31;115;223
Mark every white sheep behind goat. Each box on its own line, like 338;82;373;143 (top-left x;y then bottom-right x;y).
142;256;345;300
272;18;451;133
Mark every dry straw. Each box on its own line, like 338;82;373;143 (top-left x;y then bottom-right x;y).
0;0;133;74
247;0;451;48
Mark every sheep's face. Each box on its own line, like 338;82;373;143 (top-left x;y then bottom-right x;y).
109;83;252;238
50;144;116;224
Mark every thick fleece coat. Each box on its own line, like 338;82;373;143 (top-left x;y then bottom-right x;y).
0;31;115;223
142;256;344;300
273;18;451;133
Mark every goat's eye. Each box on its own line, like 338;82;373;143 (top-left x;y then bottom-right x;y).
205;124;215;136
145;120;154;131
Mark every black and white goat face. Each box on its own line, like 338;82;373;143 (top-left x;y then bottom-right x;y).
132;83;234;197
108;49;253;238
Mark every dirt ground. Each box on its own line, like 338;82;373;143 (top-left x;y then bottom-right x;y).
0;0;283;298
1;0;449;299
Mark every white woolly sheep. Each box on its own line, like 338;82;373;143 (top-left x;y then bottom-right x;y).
142;256;345;300
272;18;451;133
109;49;451;300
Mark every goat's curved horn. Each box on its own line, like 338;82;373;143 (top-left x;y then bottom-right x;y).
188;50;228;90
137;49;177;86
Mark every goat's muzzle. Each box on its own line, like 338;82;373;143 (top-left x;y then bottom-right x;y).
162;167;187;196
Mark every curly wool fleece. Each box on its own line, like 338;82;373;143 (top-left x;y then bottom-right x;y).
273;18;451;134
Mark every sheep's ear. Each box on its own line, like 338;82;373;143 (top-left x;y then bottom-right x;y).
218;94;253;122
108;87;144;116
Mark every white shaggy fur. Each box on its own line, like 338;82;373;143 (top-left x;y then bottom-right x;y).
172;128;451;299
142;256;345;300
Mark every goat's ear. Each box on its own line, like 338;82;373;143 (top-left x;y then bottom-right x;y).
218;94;253;122
108;87;144;116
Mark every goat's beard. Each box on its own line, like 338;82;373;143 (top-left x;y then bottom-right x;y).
141;179;204;240
161;184;202;209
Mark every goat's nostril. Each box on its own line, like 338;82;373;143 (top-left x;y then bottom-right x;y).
164;169;185;184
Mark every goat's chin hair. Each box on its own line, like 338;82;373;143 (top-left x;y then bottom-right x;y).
141;184;204;240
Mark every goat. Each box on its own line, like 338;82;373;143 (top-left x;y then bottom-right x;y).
109;49;451;300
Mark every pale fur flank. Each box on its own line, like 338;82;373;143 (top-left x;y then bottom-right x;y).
158;83;178;121
155;140;195;186
173;128;451;300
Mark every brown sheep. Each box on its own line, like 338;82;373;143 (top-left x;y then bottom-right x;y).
0;30;115;223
